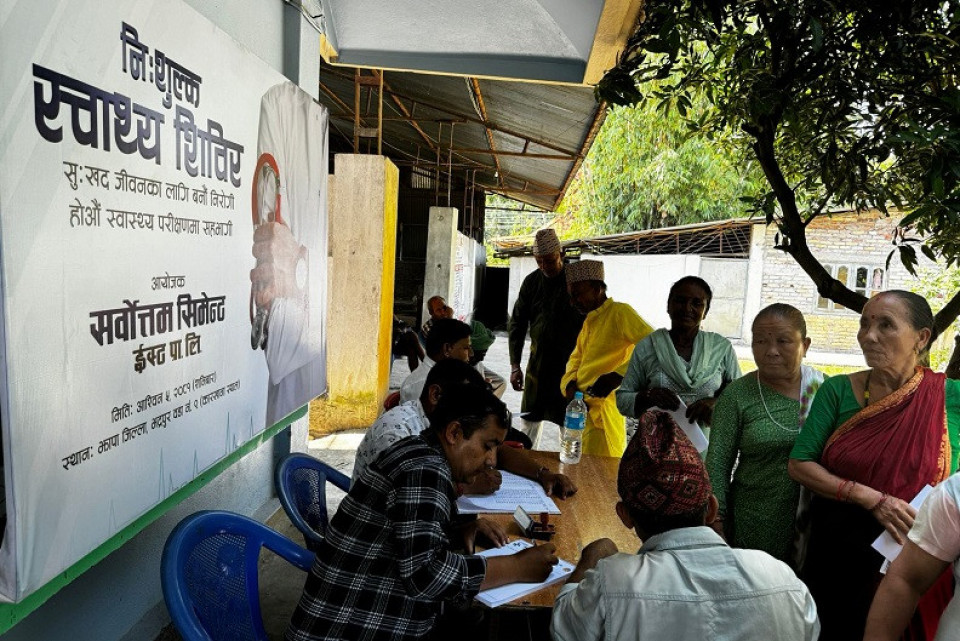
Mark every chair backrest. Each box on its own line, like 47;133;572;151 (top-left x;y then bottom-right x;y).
161;510;314;641
275;453;351;551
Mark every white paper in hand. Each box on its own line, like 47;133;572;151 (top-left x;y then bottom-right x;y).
474;540;575;608
657;399;709;452
872;485;934;571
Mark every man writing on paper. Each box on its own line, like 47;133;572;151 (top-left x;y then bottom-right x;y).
561;259;653;457
355;359;576;498
551;411;820;641
287;386;559;641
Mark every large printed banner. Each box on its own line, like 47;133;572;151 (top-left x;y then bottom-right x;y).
0;0;328;600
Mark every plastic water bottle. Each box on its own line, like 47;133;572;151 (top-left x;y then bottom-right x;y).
560;392;586;464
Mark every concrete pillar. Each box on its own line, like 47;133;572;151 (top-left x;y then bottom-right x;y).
311;154;399;435
422;207;459;320
281;4;321;100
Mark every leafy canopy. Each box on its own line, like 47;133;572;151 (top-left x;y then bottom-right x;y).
558;93;765;236
597;0;960;326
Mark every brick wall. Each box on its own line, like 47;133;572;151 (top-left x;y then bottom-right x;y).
757;211;929;353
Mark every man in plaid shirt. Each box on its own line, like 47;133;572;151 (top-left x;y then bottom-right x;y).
286;384;558;640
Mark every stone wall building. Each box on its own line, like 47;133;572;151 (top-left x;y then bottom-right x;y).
757;212;918;355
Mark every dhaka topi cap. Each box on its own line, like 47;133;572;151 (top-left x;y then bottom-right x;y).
566;259;604;286
617;411;712;516
533;228;562;256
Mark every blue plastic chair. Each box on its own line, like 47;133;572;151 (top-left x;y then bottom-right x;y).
161;510;314;641
275;453;351;551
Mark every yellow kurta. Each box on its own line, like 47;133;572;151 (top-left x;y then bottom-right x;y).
561;298;653;456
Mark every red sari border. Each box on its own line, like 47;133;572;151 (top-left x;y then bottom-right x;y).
823;367;950;490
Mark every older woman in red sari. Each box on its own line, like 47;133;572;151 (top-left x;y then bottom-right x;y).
788;291;960;641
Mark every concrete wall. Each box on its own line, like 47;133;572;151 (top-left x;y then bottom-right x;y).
507;256;538;321
183;0;285;74
311;155;399;433
583;253;702;331
452;233;485;320
507;254;706;331
4;3;320;640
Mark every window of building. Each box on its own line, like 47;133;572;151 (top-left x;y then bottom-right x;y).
815;263;885;311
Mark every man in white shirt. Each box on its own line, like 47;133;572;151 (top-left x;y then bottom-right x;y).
358;359;577;499
399;318;473;404
551;410;820;641
863;473;960;641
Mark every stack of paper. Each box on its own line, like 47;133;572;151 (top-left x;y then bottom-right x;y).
457;471;561;515
474;540;575;608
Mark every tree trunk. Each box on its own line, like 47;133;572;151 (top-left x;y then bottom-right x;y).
750;129;868;311
947;336;960;380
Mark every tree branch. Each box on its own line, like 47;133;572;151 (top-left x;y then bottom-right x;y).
752;126;869;311
933;289;960;341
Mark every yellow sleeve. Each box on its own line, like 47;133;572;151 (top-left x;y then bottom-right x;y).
560;324;586;393
614;306;653;376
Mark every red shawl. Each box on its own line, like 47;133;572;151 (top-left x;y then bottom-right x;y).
822;367;951;501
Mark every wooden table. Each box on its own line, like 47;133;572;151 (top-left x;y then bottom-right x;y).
481;451;640;608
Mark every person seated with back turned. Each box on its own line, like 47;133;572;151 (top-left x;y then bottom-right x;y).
361;359;577;498
551;410;820;641
286;386;560;641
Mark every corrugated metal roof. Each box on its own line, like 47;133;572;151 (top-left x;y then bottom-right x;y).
317;61;606;210
493;218;762;257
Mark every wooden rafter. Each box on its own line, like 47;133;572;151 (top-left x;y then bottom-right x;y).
469;78;503;189
372;69;436;152
323;67;580;157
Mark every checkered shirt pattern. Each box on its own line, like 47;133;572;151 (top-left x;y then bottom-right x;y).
285;434;487;641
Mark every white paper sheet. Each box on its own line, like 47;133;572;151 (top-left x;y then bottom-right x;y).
457;471;561;515
872;484;934;571
657;400;709;453
457;471;560;515
474;540;575;608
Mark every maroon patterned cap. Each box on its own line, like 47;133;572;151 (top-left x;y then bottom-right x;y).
617;411;712;516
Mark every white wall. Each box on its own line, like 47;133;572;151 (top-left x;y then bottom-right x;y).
3;2;318;640
452;233;485;321
582;253;701;330
183;0;285;72
507;253;752;336
507;256;538;320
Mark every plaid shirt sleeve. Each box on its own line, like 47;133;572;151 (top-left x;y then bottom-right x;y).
388;460;487;599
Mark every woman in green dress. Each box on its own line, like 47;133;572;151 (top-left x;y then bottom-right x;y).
705;303;824;564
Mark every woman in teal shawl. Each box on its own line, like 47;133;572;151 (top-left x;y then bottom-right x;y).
616;276;741;430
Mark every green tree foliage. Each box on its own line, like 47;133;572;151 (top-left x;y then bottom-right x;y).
558;95;765;236
912;266;960;370
597;0;960;337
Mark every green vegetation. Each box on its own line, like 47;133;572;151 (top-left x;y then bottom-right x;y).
597;0;960;340
556;93;766;237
